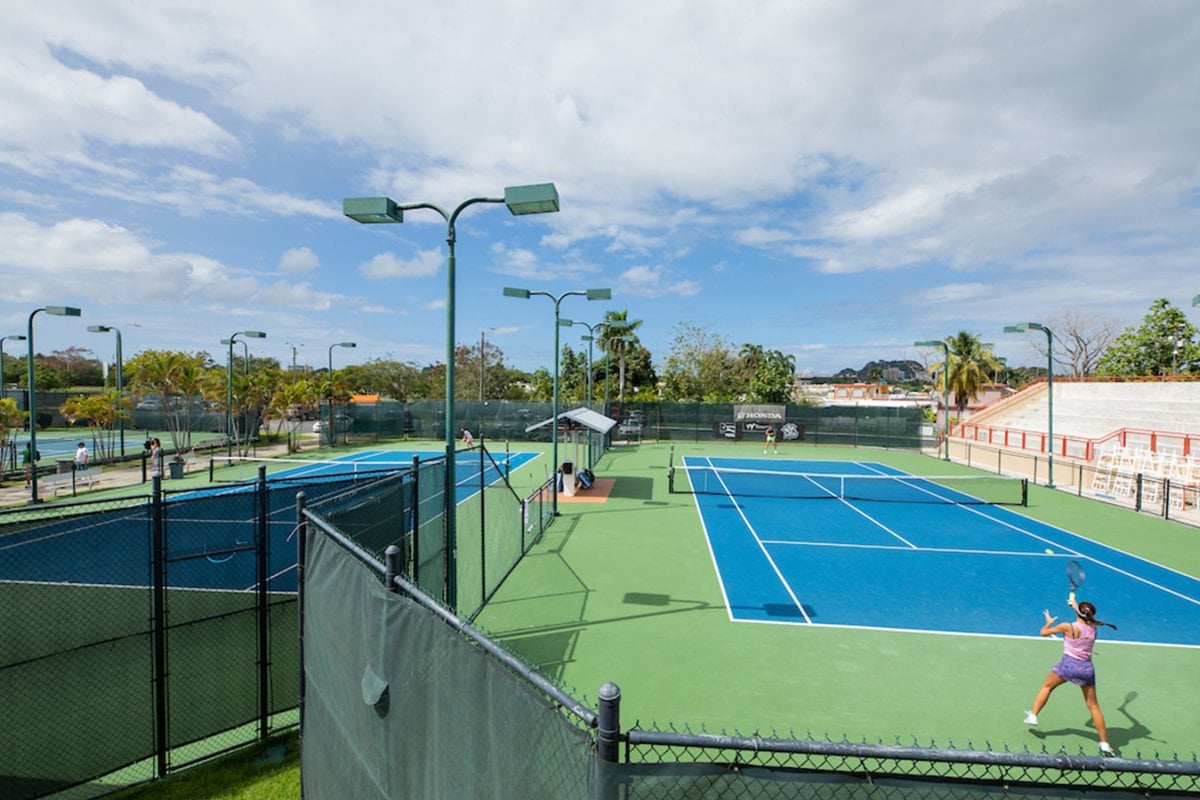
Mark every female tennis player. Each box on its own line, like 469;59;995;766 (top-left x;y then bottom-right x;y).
1024;598;1116;756
763;425;777;454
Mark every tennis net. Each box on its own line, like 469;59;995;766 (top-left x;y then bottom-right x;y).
210;455;417;483
669;464;1028;506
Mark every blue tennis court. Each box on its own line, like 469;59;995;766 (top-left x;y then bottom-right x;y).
683;456;1200;647
0;449;540;595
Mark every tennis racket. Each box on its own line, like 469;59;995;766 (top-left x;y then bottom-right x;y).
1066;559;1085;605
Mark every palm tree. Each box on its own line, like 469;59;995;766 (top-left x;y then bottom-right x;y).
933;332;1002;424
599;310;643;403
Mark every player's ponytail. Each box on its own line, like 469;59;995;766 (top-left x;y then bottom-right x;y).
1078;601;1118;631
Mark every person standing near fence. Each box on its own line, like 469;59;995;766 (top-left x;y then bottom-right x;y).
150;437;163;478
1024;598;1117;756
75;442;89;470
22;441;38;487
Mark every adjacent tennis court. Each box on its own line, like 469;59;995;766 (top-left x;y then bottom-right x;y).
680;456;1200;647
0;449;541;594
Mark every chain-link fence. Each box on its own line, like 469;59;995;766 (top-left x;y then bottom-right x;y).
0;463;423;800
325;400;928;450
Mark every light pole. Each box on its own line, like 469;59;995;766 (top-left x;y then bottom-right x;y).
1006;322;1055;488
345;183;560;610
327;342;356;447
87;325;125;457
479;327;498;402
561;319;605;406
28;306;83;503
0;334;27;404
226;331;266;457
286;342;303;384
914;339;950;461
504;287;611;515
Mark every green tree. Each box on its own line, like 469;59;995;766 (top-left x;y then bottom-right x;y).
931;332;1001;421
59;391;128;462
599;310;645;402
739;344;795;403
0;397;25;484
127;350;213;452
661;322;738;402
1095;298;1199;377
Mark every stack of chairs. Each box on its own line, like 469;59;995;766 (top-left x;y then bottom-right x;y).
1090;445;1200;511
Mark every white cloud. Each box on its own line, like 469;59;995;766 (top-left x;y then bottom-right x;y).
617;265;701;298
278;246;320;274
358;250;442;280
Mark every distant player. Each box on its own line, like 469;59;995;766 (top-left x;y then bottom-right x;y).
1024;597;1117;756
763;425;777;454
461;427;474;446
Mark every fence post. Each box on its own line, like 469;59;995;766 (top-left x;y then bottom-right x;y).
479;444;487;603
385;545;402;594
296;492;308;744
256;465;269;741
597;681;621;763
1164;479;1172;520
410;455;421;588
592;680;622;800
150;475;168;778
1135;473;1143;512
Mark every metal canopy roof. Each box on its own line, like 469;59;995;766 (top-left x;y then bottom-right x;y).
525;407;618;434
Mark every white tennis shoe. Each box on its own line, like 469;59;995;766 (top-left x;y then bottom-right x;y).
1023;711;1038;725
1099;742;1116;756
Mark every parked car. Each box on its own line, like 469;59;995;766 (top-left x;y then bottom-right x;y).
312;414;353;433
617;418;643;437
135;398;162;411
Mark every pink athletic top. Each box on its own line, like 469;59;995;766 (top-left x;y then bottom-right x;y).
1062;621;1096;661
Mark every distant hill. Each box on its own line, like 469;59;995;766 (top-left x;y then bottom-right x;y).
824;359;927;383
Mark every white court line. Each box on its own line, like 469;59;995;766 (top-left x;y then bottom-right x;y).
797;473;917;548
692;458;1200;646
697;457;811;623
852;463;1200;609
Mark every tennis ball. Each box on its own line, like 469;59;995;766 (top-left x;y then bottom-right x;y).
1044;549;1054;555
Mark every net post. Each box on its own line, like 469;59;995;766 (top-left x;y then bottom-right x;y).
208;455;214;483
1021;478;1029;507
1135;473;1143;512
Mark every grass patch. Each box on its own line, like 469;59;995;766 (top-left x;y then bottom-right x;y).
111;734;299;800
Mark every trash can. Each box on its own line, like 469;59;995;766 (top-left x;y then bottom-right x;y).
561;461;576;497
57;459;74;474
169;459;185;480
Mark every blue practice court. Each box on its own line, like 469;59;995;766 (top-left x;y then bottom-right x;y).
0;449;541;596
683;456;1200;648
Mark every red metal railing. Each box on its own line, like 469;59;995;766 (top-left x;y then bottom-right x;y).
953;422;1200;462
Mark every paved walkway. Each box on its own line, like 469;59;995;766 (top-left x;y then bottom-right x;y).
0;442;293;508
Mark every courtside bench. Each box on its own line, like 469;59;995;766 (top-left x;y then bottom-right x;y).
43;467;105;496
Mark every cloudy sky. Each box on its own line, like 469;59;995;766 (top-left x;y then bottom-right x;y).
2;2;1198;379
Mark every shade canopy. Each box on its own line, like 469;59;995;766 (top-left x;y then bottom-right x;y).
525;407;617;435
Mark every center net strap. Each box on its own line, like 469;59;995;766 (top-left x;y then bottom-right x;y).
669;465;1027;505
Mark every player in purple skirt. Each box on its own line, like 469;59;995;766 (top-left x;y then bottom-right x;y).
1024;598;1117;756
